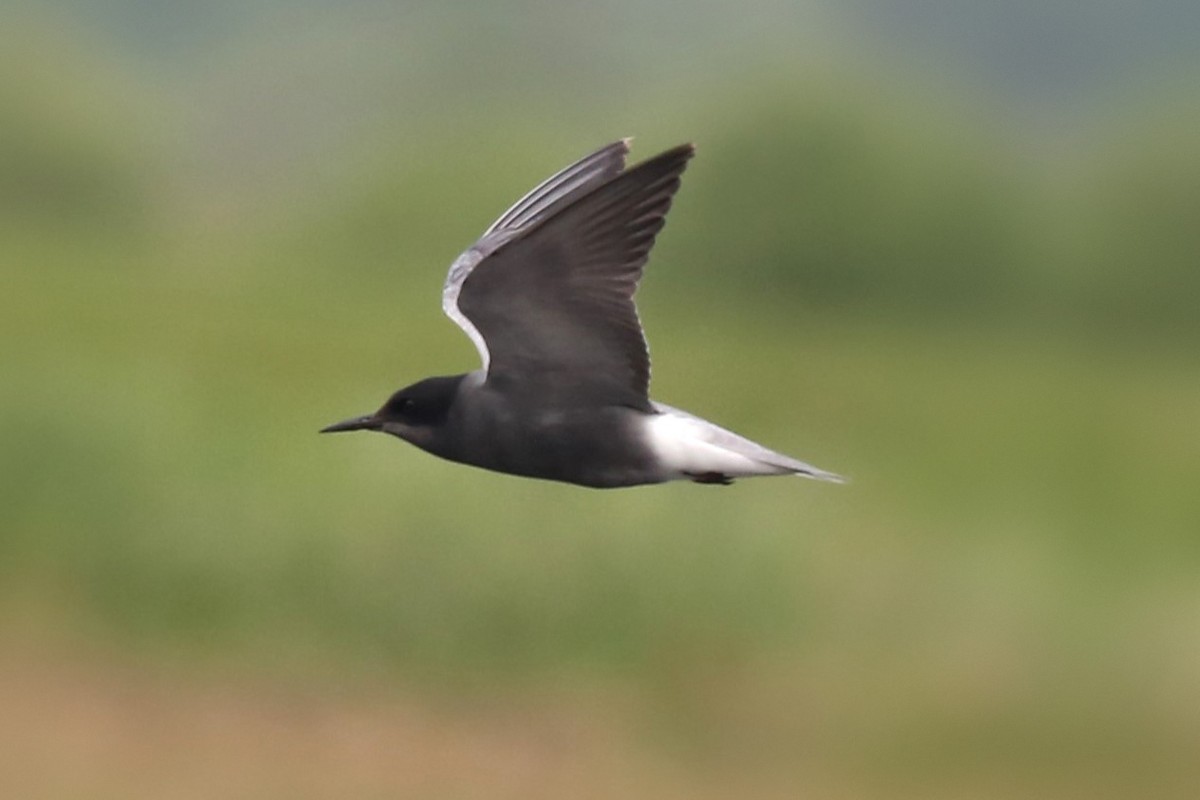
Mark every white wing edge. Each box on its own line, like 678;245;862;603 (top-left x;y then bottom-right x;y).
442;248;492;370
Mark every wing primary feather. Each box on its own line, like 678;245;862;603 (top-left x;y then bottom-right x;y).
444;139;632;370
483;139;630;236
452;143;694;402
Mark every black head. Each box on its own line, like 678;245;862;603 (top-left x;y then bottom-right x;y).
320;375;464;446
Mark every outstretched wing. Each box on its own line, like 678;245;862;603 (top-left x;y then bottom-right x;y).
442;140;630;372
446;142;694;409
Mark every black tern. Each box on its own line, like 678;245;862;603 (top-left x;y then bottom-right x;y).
322;139;842;488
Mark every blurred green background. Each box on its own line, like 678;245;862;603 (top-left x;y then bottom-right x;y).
3;2;1199;797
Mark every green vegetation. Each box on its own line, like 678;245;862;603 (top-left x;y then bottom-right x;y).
2;12;1199;796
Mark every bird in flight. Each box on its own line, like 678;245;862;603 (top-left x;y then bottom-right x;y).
322;139;842;488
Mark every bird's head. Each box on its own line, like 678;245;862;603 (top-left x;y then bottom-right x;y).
320;375;463;448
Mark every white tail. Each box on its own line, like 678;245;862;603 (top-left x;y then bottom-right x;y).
645;403;844;483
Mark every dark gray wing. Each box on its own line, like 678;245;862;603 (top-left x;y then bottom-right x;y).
443;140;630;369
482;139;630;236
454;143;694;408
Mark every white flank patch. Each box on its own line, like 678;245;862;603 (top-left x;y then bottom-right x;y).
644;403;844;483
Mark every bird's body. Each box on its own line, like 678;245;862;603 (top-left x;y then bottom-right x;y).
387;372;648;487
323;139;842;488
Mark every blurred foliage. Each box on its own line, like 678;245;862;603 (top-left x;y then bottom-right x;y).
0;22;160;240
4;4;1199;667
1068;107;1200;337
674;76;1028;316
2;7;1199;796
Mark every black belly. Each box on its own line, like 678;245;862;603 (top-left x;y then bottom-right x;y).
444;404;663;488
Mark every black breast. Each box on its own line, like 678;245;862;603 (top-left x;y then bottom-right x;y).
441;388;661;488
